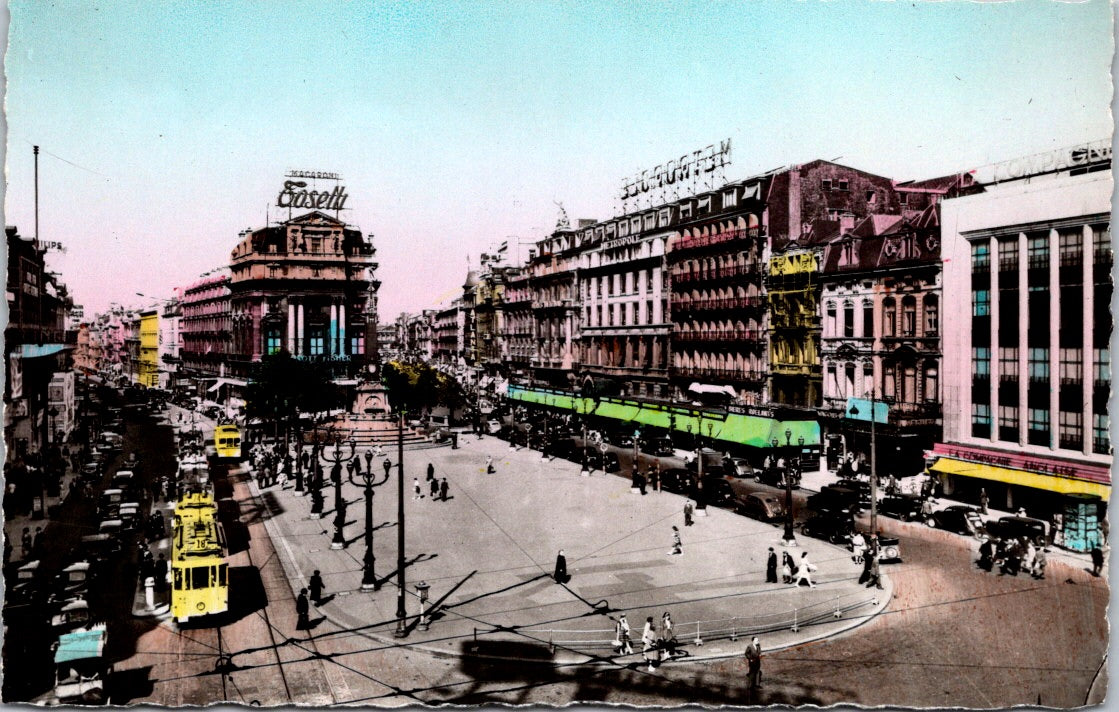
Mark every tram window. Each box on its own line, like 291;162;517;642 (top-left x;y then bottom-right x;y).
217;564;228;586
232;438;240;447
191;567;209;589
174;568;184;590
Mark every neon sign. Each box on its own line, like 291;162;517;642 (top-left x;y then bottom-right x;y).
621;139;732;204
277;180;349;211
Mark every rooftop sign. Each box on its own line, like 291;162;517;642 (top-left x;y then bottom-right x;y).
972;139;1111;184
620;139;732;210
277;171;349;212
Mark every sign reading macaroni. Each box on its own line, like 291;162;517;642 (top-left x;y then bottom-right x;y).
621;139;732;203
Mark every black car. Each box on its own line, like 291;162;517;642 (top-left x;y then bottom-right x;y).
985;515;1048;546
543;438;580;461
801;512;855;544
929;505;986;537
834;478;873;502
586;450;621;473
694;477;735;507
755;466;799;489
660;468;694;494
877;495;928;522
808;486;864;514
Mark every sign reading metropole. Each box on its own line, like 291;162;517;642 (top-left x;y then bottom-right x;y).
276;171;349;211
620;139;733;206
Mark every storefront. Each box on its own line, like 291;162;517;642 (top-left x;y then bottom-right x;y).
927;443;1109;552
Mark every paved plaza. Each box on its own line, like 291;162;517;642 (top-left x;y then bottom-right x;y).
249;432;891;665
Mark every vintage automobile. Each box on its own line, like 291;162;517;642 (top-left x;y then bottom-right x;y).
693;476;735;507
801;512;855;544
50;627;111;705
985;515;1048;546
834;478;873;503
807;486;865;515
50;598;93;637
585;450;621;473
928;505;987;537
728;457;755;478
736;492;784;522
877;494;928;522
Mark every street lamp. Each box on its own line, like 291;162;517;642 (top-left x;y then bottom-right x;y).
326;436;357;550
393;405;408;638
349;451;391;590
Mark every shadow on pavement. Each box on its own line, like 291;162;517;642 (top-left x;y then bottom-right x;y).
108;665;155;705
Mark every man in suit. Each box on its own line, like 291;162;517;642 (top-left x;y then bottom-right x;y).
745;636;762;691
554;550;568;584
765;548;778;583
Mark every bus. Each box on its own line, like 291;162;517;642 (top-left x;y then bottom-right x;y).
213;423;243;461
170;491;228;623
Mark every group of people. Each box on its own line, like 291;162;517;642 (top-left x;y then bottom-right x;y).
611;612;680;670
978;536;1048;578
414;463;451;501
765;548;819;588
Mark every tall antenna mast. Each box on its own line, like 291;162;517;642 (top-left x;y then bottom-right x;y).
34;145;40;244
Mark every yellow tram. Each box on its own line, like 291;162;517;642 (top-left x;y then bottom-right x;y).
170;491;228;623
213;423;243;461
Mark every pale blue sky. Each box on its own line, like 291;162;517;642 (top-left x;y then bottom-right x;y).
4;0;1114;317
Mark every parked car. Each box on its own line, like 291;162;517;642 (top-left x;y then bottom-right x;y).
834;478;873;502
644;437;676;457
928;505;987;537
867;533;903;563
586;450;621;473
728;458;755;478
985;515;1048;545
544;438;580;461
7;560;44;608
877;494;928;522
695;476;735;507
736;492;784;522
801;512;855;544
807;486;864;515
660;468;694;494
756;466;800;489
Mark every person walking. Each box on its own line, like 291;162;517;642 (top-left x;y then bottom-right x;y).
851;531;867;565
650;464;660;492
413;478;422;501
745;636;762;691
309;570;325;604
440;478;449;502
427;462;435;481
979;487;989;515
781;551;795;584
661;611;676;657
669;526;682;556
864;554;883;590
154;554;168;592
642;616;657;672
296;588;310;630
554;549;568;584
486;455;495;474
795;551;817;588
766;547;778;583
1090;545;1104;576
683;500;694;527
618;613;633;655
429;476;439;499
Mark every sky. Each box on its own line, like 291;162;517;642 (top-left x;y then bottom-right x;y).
3;0;1114;319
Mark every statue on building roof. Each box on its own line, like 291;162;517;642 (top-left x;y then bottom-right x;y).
554;201;571;230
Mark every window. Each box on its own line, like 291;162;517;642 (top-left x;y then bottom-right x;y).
998;347;1019;381
972;241;990;270
646;270;654;294
900;192;909;206
924;296;939;336
1093;224;1111;266
925;366;938;402
826;304;837;336
902;366;917;402
1059;348;1083;383
646;300;654;324
866;190;876;203
884;298;897;336
309;330;325;356
822;179;832;191
863;302;874;338
1027;232;1049;270
884;364;896;399
350;335;364;355
972;403;992;438
1028;347;1049;382
827;364;838;395
1027;407;1050;446
191;566;210;590
972;289;990;317
1059;229;1083;267
1093;348;1111;386
311;237;322;253
838;179;849;191
843;304;854;338
1059;410;1083;450
265;329;281;355
1093;413;1110;453
845;363;856;396
998;405;1019;442
998;238;1018;272
620;303;628;326
973;347;991;376
901;296;917;336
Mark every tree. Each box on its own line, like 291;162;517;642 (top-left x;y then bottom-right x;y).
246;351;340;436
381;361;438;417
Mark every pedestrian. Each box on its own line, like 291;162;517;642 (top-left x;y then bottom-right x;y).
486;455;495;474
642;616;657;671
618;613;634;654
669;526;682;556
20;527;32;559
296;588;310;629
638;471;647;496
650;464;660;492
427;462;435;481
413;478;422;500
1016;506;1027;517
683;500;694;527
1090;545;1104;577
32;526;43;556
979;487;989;515
309;569;325;604
1031;548;1047;579
661;611;676;657
554;549;568;584
429;476;439;499
978;537;995;571
795;551;817;588
864;555;883;590
766;547;778;583
781;552;794;584
440;478;449;501
745;636;762;691
154;554;168;592
851;531;867;565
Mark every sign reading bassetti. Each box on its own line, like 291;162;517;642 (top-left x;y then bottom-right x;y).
621;139;732;200
277;171;349;211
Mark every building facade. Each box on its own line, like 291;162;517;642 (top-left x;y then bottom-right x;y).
180;272;232;380
138;309;159;388
935;141;1111;550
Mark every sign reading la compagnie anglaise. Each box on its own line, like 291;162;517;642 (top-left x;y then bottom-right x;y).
277;171;350;211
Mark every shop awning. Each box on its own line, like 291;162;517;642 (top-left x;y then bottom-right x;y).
929;456;1111;499
207;377;248;392
18;343;71;359
54;628;107;664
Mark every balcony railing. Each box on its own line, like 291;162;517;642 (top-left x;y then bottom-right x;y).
672;296;763;313
670;263;762;285
673;329;764;343
672;366;766;382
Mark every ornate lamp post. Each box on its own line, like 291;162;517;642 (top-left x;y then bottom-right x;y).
349;452;390;590
393;407;407;638
326;436;357;550
309;441;325;518
778;434;796;546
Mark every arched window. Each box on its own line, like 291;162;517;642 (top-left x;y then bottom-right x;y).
901;296;917;336
883;298;896;337
924;295;939;336
924;364;939;403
